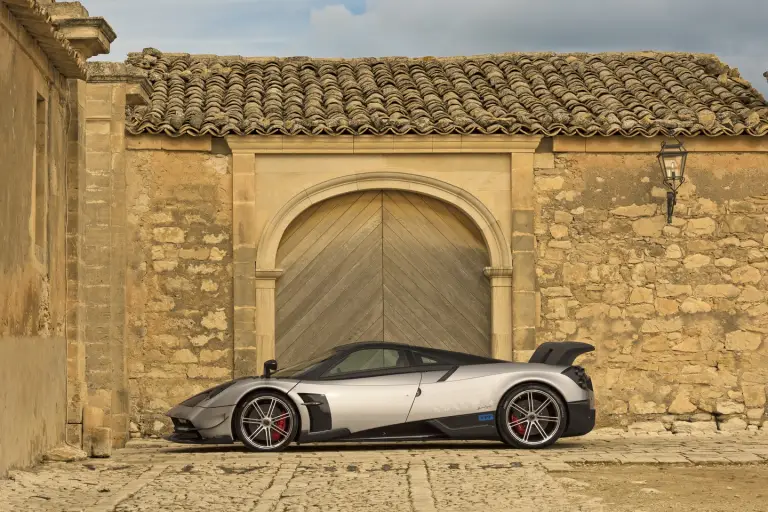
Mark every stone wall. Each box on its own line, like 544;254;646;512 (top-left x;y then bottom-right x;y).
0;1;72;476
534;147;768;433
125;142;232;436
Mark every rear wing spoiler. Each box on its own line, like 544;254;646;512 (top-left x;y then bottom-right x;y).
528;341;594;366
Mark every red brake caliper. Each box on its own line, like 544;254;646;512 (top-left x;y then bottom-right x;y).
272;407;286;441
510;414;526;435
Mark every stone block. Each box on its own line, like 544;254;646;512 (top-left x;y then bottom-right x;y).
91;427;113;457
533;153;555;169
610;204;656;218
685;217;717;236
627;421;667;433
152;227;185;244
66;424;83;448
512;291;536;326
83;405;105;432
671;421;717;434
668;392;697;414
718;417;748;432
512;327;536;350
44;444;88;462
632;216;666;237
535;176;564;192
511;253;536;291
715;400;745;415
511;209;534;234
731;265;762;284
126;135;162;150
725;330;763;351
742;384;766;408
511;234;535;251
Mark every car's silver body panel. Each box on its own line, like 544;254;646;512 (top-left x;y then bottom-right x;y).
166;360;591;444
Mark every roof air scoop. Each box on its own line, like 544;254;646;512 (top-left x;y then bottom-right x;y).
528;341;595;366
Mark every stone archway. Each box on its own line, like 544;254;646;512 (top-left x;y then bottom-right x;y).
256;172;512;270
253;172;514;365
274;189;492;366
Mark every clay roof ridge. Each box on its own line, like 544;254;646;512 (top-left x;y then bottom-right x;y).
125;47;726;64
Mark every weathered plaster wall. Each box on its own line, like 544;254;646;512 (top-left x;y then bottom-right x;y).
0;2;70;475
535;149;768;433
0;337;66;476
125;146;232;436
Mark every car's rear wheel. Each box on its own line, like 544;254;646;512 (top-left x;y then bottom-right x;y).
233;391;298;452
496;383;567;449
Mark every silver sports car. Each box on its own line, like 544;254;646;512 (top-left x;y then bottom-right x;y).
166;341;596;451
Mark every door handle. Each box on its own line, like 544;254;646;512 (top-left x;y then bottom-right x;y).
415;388;422;397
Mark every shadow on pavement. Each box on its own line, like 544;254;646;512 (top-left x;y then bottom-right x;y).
153;440;585;455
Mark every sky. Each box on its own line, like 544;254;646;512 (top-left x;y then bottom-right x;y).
87;0;768;97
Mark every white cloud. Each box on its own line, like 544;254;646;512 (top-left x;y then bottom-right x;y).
86;0;768;95
299;0;768;95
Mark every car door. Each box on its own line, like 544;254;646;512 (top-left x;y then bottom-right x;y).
292;347;421;433
405;350;498;422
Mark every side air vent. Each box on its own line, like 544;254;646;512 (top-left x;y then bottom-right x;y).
298;393;332;432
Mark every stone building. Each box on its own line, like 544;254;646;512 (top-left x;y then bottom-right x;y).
0;0;115;475
3;0;768;475
114;49;768;440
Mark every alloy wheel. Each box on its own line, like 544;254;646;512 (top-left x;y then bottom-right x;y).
504;388;562;447
239;395;294;450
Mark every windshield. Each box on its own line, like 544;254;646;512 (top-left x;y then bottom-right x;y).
270;349;336;379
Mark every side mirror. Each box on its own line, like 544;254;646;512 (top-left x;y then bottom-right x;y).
263;359;278;378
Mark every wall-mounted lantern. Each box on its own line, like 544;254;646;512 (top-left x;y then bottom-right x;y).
657;139;688;224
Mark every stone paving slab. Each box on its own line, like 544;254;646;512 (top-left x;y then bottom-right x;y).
1;431;767;512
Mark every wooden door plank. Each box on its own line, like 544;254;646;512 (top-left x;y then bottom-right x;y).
382;304;430;349
403;192;490;269
354;313;384;343
383;215;488;332
277;266;383;365
277;223;382;354
277;192;365;274
277;191;380;294
383;192;489;309
275;189;492;362
384;262;489;355
306;270;384;357
276;194;382;317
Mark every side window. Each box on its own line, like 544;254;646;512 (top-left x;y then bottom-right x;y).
415;354;439;365
411;351;451;366
324;349;406;376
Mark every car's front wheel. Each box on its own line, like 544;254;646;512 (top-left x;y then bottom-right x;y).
496;383;567;449
233;391;299;452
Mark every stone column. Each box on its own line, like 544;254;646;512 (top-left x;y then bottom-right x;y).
510;150;539;362
484;267;514;361
254;270;283;370
230;151;260;377
65;77;88;448
50;0;119;452
81;63;149;451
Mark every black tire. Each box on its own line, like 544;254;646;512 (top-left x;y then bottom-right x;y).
233;391;299;452
496;383;568;449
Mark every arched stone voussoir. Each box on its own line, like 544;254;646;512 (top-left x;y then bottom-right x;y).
255;171;513;270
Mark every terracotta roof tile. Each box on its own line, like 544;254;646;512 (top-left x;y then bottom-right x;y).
124;48;768;138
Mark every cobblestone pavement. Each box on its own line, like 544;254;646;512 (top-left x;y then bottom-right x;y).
2;431;767;512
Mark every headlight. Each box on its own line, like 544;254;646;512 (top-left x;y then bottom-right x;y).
180;381;235;407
